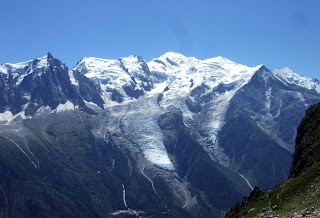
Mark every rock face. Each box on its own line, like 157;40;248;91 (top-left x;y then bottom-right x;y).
158;110;250;216
226;103;320;218
1;52;320;217
73;54;154;103
289;103;320;178
0;112;190;217
218;66;320;190
0;53;104;117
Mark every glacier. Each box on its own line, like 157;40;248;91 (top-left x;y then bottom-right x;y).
105;93;175;170
2;52;319;171
2;52;320;217
73;52;266;170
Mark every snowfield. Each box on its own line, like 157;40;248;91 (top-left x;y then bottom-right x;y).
1;52;318;170
72;52;265;170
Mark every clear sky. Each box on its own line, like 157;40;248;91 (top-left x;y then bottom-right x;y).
1;0;319;79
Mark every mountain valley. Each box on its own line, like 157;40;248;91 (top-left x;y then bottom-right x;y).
0;52;320;217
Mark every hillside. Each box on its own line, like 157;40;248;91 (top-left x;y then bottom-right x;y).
1;53;320;217
226;103;320;217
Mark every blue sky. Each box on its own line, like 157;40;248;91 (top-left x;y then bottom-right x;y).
1;0;319;79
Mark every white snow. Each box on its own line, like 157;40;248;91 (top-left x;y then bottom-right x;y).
151;54;262;147
37;55;49;68
272;67;320;93
0;62;29;75
53;101;78;113
120;54;145;76
148;52;198;76
74;57;137;106
74;57;132;86
0;110;30;124
296;92;308;108
122;184;128;208
0;65;8;74
265;87;272;110
73;52;266;170
84;100;100;109
109;184;145;216
0;111;14;123
108;95;175;171
0;54;51;86
68;70;79;86
35;106;52;115
3;52;319;172
120;54;150;89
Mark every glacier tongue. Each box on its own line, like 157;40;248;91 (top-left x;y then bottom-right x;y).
3;52;319;171
156;57;262;152
73;52;266;169
107;90;175;171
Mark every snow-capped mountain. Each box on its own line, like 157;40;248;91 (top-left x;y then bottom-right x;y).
73;52;265;171
0;54;50;84
1;52;320;217
149;53;263;148
272;67;320;93
74;54;154;106
0;53;104;123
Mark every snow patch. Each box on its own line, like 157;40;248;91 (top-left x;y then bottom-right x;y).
120;55;144;74
0;110;29;124
53;101;78;113
265;87;272;110
84;100;99;109
36;55;49;68
0;111;14;123
68;70;79;86
0;54;52;86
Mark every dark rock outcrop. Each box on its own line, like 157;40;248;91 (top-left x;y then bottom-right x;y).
289;103;320;178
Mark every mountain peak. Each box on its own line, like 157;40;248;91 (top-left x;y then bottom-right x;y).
47;52;54;60
34;52;55;65
257;64;269;71
160;51;185;58
159;52;196;61
154;52;198;67
272;67;320;93
202;56;237;66
33;54;52;68
211;56;232;62
272;67;294;75
120;54;145;63
128;54;138;58
0;54;53;75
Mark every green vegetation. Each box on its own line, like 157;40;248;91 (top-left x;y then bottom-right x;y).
289;103;320;178
226;103;320;217
226;162;320;217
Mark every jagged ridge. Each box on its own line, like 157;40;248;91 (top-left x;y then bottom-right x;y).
1;52;320;217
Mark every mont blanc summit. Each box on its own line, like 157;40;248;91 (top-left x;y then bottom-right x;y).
1;52;320;217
